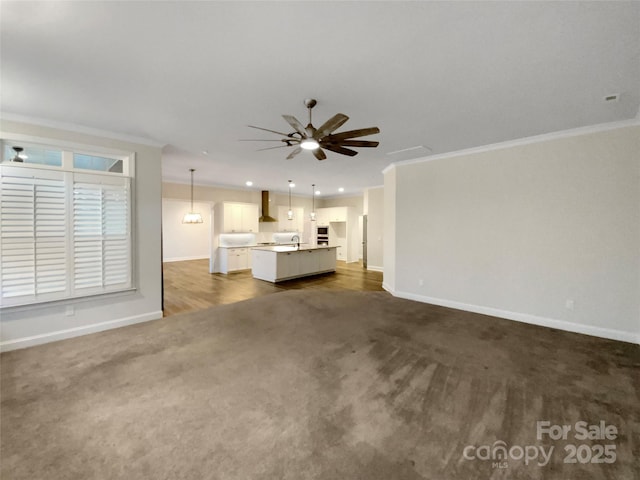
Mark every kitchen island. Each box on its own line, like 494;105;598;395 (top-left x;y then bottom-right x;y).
251;245;337;283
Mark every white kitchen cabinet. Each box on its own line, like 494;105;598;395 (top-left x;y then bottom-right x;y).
218;247;251;273
315;207;347;225
240;204;259;233
328;207;348;223
277;205;304;233
276;251;300;279
216;202;259;233
317;248;336;271
298;249;320;275
315;208;329;226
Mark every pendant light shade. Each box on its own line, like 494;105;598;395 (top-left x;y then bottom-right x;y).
310;184;316;221
182;169;203;224
287;180;294;220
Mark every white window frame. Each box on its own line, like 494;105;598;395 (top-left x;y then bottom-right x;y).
0;137;136;308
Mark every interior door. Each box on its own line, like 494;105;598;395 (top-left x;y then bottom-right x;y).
361;215;367;269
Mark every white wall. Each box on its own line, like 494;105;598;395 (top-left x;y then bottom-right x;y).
364;187;384;271
1;119;164;350
385;123;640;344
162;199;212;262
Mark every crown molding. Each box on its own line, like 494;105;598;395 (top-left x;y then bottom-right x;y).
386;117;640;171
0;112;166;148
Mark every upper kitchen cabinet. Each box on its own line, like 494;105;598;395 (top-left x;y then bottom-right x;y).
277;205;304;233
316;207;348;225
214;202;259;233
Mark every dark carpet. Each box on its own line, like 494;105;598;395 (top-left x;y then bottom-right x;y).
1;290;638;479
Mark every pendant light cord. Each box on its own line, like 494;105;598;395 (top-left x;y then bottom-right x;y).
190;168;195;211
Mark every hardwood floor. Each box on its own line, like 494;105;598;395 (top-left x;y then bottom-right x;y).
162;259;384;317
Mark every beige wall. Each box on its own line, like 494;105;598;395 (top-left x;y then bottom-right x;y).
383;168;397;292
386;124;640;343
319;195;363;214
162;199;212;261
364;187;384;270
1;120;164;350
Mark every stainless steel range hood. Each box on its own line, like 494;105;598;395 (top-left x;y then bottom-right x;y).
259;190;277;222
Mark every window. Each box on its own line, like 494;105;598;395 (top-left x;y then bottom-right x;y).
74;153;124;173
2;143;63;167
0;140;133;307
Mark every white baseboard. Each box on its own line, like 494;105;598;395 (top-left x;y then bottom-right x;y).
382;282;394;293
366;265;383;272
163;255;209;263
390;289;639;345
0;310;164;352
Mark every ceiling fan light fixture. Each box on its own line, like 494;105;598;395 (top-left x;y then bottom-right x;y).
300;138;319;150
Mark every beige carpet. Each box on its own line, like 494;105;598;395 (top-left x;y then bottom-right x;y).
1;290;638;479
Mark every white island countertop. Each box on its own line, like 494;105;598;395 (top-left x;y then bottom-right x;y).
251;244;338;253
251;245;338;282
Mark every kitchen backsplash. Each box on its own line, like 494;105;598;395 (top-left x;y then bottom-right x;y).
272;232;301;245
219;232;301;247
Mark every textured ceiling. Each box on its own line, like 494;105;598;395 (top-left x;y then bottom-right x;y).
1;1;639;196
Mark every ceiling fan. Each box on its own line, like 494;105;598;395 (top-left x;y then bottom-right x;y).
241;99;380;160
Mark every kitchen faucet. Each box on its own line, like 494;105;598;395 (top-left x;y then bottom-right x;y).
291;234;300;249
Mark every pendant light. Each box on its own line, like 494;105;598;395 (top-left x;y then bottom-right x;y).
310;184;316;221
182;168;203;224
287;180;294;220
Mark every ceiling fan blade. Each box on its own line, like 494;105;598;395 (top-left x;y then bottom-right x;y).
257;145;294;151
239;139;291;142
286;146;302;160
315;113;349;139
328;140;379;148
313;148;327;161
322;144;358;157
247;125;293;136
282;115;307;137
325;127;380;142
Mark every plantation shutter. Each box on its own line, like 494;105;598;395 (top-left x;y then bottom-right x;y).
0;165;132;307
73;173;131;294
0;166;68;305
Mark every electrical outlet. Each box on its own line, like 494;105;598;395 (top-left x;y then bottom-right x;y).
418;278;424;286
565;299;574;310
65;306;75;316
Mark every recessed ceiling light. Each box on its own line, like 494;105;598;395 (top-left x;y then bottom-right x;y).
202;150;209;155
315;190;321;195
245;181;253;186
338;187;344;193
